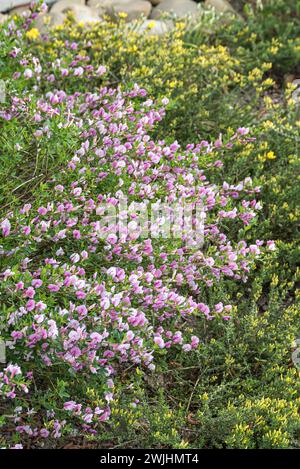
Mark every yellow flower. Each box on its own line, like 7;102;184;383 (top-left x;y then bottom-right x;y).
175;22;185;30
263;78;275;87
262;62;272;71
263;120;275;130
263;96;273;107
25;28;40;40
248;67;263;81
147;21;156;30
266;151;276;160
169;80;177;89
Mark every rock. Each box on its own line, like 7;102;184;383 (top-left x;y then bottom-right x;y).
105;1;152;22
71;5;102;23
50;3;102;24
50;0;86;14
150;0;198;19
35;11;65;32
113;0;152;21
9;3;31;15
204;0;236;14
136;19;172;35
284;74;296;85
87;0;106;16
0;1;28;13
108;0;152;21
87;0;107;6
87;0;103;5
48;11;66;27
36;3;102;32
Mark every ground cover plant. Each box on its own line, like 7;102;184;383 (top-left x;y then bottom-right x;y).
0;1;299;449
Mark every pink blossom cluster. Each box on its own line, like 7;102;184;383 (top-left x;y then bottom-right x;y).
0;364;31;399
0;82;273;443
0;4;275;447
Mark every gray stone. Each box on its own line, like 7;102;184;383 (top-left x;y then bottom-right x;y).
48;11;66;26
35;11;65;32
104;1;152;22
204;0;236;14
50;0;86;14
151;0;198;19
1;0;24;11
87;0;107;6
108;0;152;21
136;19;172;35
9;4;31;16
71;5;102;23
87;0;105;16
50;3;102;24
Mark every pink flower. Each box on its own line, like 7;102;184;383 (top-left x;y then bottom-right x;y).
149;152;160;164
40;428;50;438
48;284;60;292
23;226;31;235
26;299;36;311
64;401;78;411
36;301;47;311
173;331;183;344
73;229;81;239
237;127;249;135
74;67;84;77
3;269;14;280
5;364;22;378
75;290;86;299
191;336;199;349
1;218;11;237
96;65;106;76
107;234;118;245
70;253;80;263
24;287;35;298
76;305;87;316
38;207;48;215
72;187;82;197
182;344;192;352
90;332;102;343
81;250;88;260
24;68;33;79
154;336;165;348
267;240;276;251
126;331;135;341
32;279;43;288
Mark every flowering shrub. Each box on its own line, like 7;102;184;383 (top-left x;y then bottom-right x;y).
0;71;273;450
0;1;299;449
